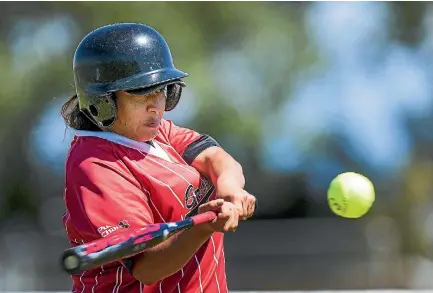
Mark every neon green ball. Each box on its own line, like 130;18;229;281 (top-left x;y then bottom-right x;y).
327;172;375;218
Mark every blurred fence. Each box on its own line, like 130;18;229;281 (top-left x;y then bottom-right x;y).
0;216;413;291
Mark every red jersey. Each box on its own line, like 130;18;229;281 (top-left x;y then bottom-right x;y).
62;119;227;293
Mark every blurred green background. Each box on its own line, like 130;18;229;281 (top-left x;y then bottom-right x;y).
1;1;433;291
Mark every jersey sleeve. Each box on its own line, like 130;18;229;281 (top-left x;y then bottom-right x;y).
160;119;221;164
65;150;154;272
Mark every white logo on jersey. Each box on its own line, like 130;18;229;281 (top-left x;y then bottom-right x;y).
97;220;130;237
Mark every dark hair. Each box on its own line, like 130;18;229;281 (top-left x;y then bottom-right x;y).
61;95;102;131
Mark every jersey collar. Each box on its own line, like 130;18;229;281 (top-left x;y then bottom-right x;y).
74;130;172;162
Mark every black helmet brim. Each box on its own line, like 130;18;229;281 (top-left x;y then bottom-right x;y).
106;68;188;93
83;68;188;95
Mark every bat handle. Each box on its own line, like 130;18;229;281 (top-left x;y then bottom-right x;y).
191;211;217;225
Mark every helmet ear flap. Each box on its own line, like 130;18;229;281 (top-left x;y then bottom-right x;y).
80;93;117;128
99;94;117;127
165;82;185;111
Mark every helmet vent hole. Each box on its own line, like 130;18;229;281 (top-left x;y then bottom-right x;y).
89;105;99;117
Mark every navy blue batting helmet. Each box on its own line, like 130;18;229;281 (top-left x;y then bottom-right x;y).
73;23;188;128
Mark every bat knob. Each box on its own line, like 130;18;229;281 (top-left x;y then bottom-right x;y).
61;249;81;275
64;255;80;270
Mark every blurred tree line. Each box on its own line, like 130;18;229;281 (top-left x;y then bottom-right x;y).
0;1;432;258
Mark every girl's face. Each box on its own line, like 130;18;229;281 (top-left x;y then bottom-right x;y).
111;89;166;142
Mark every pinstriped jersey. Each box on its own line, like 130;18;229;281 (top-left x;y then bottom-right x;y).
62;119;227;293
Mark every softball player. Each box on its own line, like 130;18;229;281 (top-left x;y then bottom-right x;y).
61;23;256;293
